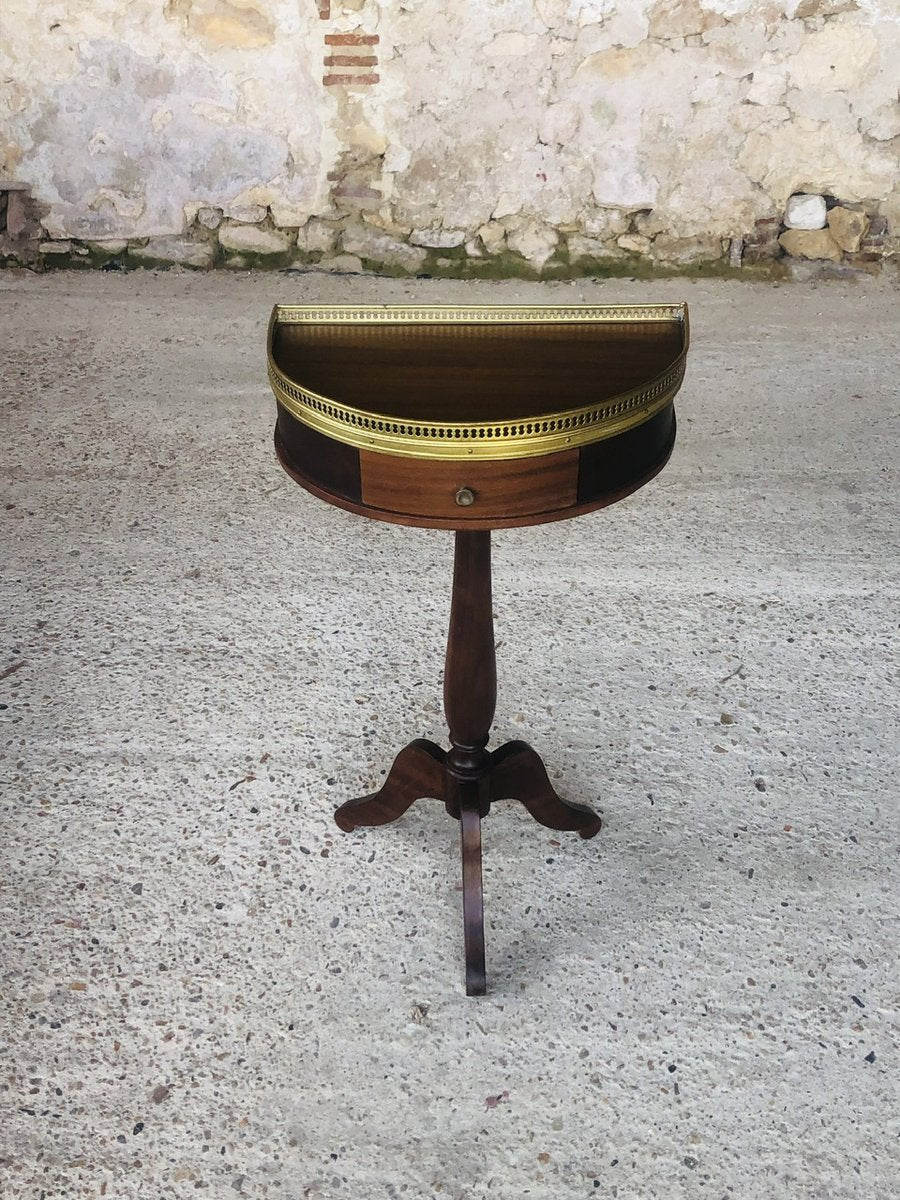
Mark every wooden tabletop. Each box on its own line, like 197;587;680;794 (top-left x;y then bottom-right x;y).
271;318;684;424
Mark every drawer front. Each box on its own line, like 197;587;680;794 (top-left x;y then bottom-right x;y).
359;448;578;521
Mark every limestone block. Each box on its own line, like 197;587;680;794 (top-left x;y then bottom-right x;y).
340;226;426;273
788;23;878;92
217;225;290;255
827;207;869;253
617;234;652;255
224;204;267;223
739;122;899;206
651;233;724;264
492;194;522;221
476;223;507;255
296;219;338;254
567;235;623;260
410;229;466;249
784;193;826;229
601;5;651;49
634;211;663;236
648;0;726;39
38;241;72;254
197;207;222;230
505;220;558;270
356;212;409;238
778;228;842;262
791;0;860;16
269;202;311;228
130;237;214;267
582;209;630;238
337;225;383;258
85;240;128;254
184;0;275;50
701;21;770;79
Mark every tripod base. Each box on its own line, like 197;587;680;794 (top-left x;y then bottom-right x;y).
335;739;601;995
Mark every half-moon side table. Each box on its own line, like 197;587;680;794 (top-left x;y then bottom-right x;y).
267;304;689;995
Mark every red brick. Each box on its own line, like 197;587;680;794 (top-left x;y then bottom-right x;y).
325;32;378;45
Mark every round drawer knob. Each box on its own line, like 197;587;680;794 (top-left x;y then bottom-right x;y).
455;487;476;507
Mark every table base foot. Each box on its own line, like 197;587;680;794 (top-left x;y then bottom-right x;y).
333;736;601;993
334;738;446;832
491;740;602;839
459;796;487;996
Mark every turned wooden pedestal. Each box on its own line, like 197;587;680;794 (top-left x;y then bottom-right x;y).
334;530;601;994
267;303;689;994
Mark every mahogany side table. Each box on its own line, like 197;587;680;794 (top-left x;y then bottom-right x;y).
267;303;689;994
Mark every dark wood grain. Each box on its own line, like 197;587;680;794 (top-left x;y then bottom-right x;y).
334;739;446;832
491;740;602;838
578;403;674;503
443;533;494;994
273;320;682;423
275;419;674;531
360;448;578;521
276;405;361;502
459;794;487;996
443;531;496;780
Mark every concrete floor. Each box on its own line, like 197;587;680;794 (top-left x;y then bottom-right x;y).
1;268;898;1200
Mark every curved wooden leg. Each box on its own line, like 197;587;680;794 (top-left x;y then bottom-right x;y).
334;739;446;832
490;740;602;839
459;795;486;996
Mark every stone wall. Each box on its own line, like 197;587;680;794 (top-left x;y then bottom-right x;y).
2;0;898;275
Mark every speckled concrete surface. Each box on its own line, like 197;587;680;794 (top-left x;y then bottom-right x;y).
1;270;898;1200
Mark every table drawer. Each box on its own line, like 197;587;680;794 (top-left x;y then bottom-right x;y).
359;448;578;521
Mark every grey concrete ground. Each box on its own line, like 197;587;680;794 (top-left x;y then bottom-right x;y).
1;268;898;1200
